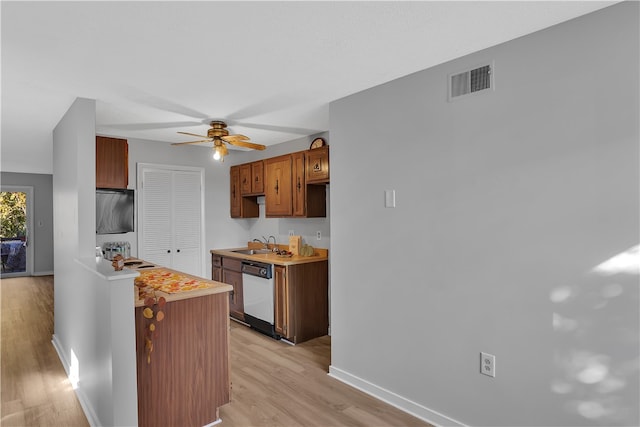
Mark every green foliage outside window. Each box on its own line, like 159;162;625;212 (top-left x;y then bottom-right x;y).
0;192;27;239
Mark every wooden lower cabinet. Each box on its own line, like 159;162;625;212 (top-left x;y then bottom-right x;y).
222;257;244;321
274;261;328;343
274;265;289;337
212;254;222;282
135;292;230;427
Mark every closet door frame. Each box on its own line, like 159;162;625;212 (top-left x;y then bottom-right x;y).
137;163;206;277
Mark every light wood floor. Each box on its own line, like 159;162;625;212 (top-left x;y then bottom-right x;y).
1;276;431;427
1;276;89;427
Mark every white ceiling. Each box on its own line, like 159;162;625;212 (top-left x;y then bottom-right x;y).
1;1;616;174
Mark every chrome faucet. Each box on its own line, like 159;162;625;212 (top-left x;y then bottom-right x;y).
267;235;277;251
254;236;268;250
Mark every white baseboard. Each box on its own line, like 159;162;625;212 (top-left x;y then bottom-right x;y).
51;334;100;427
33;270;54;276
328;365;466;427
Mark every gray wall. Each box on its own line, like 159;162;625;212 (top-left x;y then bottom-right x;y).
329;3;638;426
1;172;54;274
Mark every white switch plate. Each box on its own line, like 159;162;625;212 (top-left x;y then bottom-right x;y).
384;190;396;208
316;231;322;240
480;352;496;377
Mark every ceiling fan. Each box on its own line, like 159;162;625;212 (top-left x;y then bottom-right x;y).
171;120;266;161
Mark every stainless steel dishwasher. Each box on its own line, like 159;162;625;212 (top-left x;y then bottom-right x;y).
241;260;278;338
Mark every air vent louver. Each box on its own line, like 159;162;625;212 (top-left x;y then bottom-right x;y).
449;63;493;100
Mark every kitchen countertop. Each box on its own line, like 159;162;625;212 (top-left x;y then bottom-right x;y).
129;262;232;307
210;246;328;266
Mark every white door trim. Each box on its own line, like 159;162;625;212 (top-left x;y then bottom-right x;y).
0;185;34;277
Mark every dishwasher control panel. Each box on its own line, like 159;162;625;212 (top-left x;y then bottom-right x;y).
241;261;273;279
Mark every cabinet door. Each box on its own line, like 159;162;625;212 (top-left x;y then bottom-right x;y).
274;265;290;338
239;163;252;195
291;152;306;217
265;155;293;217
251;161;264;194
223;269;244;320
212;255;222;282
171;171;202;276
140;169;173;267
212;266;222;282
230;166;242;218
306;146;330;184
96;136;128;189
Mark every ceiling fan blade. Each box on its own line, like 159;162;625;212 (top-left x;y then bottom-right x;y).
171;139;212;146
178;131;209;139
222;134;251;142
226;140;266;150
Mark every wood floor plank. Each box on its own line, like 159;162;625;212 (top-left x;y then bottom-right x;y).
2;276;431;427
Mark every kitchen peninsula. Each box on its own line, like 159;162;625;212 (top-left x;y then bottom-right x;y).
131;264;232;427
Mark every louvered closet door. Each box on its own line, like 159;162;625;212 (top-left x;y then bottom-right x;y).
171;171;202;276
139;167;203;277
140;169;173;267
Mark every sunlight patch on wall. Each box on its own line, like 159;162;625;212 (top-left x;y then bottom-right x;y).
70;348;79;390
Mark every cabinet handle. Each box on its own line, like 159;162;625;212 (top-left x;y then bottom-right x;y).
275;179;279;194
297;177;301;191
177;249;181;253
232;185;236;198
167;250;171;253
255;175;259;182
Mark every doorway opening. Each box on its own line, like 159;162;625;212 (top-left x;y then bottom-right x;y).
1;186;33;277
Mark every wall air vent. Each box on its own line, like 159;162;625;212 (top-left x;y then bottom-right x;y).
449;62;494;101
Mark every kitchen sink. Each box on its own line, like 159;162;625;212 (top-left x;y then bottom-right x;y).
231;249;273;255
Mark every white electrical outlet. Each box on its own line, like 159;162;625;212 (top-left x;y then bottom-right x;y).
316;231;321;240
480;352;496;377
288;230;294;236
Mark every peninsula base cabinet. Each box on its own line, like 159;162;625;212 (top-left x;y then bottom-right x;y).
135;292;230;427
274;261;328;344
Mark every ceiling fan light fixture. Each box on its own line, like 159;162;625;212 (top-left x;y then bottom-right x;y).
213;145;226;162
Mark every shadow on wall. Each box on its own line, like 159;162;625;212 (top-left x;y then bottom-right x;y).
551;244;639;425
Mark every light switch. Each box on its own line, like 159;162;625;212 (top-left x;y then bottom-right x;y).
384;190;396;208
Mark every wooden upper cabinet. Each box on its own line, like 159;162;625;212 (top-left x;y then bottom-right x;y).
239;164;252;195
291;152;306;217
292;151;326;218
230;165;258;218
96;136;128;189
265;155;293;217
251;161;264;194
240;160;264;196
230;166;242;218
305;146;330;184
